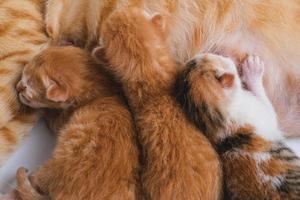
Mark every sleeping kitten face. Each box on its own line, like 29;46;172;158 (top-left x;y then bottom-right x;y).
185;53;241;108
17;66;48;108
176;53;243;139
17;46;97;109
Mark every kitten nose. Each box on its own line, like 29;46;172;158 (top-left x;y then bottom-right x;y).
16;81;26;92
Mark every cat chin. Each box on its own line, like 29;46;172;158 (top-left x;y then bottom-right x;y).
19;94;46;109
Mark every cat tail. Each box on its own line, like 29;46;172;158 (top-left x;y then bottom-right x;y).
15;168;50;200
0;109;39;166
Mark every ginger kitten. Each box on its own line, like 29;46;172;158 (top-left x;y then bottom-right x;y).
5;46;142;200
176;54;300;200
93;9;222;200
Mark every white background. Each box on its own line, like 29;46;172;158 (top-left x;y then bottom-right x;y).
0;120;299;194
0;120;55;193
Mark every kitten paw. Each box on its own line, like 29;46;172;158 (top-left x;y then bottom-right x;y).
16;167;31;187
16;168;48;200
241;55;265;94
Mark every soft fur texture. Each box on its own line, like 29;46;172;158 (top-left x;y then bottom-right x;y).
93;9;222;200
45;0;300;136
176;53;300;200
9;46;142;200
0;0;48;166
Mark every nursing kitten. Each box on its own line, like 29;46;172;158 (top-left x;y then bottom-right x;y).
6;46;141;200
45;0;300;136
93;9;222;200
176;54;300;200
0;0;48;166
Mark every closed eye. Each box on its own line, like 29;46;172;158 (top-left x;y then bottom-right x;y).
27;79;33;87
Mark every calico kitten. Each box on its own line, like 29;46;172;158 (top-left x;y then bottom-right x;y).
45;0;300;136
0;0;48;166
93;9;222;200
4;46;142;200
176;53;300;200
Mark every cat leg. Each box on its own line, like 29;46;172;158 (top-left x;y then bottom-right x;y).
241;56;265;96
242;55;285;140
15;168;49;200
0;167;47;200
241;55;277;117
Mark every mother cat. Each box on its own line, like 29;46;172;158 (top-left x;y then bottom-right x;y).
0;0;48;167
46;0;300;136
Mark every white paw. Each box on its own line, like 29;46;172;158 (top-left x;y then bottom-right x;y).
241;55;265;93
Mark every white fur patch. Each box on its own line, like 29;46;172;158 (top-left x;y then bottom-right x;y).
228;90;284;141
253;152;271;164
243;151;284;189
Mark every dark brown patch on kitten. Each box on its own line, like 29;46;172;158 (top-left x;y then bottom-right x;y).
175;58;225;142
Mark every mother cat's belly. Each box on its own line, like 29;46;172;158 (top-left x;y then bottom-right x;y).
263;57;300;137
154;0;300;137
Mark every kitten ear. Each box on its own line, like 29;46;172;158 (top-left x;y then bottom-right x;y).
217;73;235;88
46;80;68;102
92;46;107;64
150;14;166;32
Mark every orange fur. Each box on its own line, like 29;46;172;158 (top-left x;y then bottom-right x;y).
46;0;300;136
12;46;142;200
95;9;222;200
0;0;48;166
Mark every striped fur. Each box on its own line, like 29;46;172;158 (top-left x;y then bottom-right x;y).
0;0;48;165
176;54;300;200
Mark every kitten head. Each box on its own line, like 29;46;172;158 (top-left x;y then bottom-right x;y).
185;53;241;99
176;53;241;136
17;46;98;109
92;8;169;68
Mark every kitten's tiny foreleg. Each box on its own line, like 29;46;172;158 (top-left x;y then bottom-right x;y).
241;55;277;117
15;168;49;200
241;56;265;96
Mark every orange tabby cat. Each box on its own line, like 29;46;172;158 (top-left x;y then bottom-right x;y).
3;46;142;200
0;0;48;165
45;0;300;137
93;8;222;200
